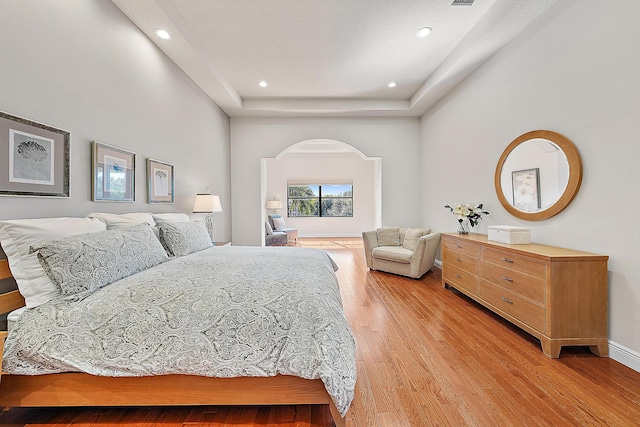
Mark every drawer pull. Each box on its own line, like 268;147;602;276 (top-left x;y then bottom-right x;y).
456;258;463;262
502;257;514;263
501;276;514;282
455;274;463;279
501;297;514;304
456;245;463;249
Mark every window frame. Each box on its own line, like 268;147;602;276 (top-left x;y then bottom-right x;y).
287;184;353;217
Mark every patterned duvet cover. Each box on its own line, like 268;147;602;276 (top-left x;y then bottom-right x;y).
3;246;356;416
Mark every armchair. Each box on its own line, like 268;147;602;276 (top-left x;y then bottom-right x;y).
362;227;441;279
268;214;298;245
265;221;288;246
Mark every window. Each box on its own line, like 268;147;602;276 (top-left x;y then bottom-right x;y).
287;184;353;217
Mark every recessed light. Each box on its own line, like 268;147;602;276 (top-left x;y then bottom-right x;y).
388;82;397;88
154;28;171;40
258;81;268;88
417;27;432;38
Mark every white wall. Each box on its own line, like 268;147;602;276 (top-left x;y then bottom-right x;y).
231;117;421;246
0;0;231;240
420;0;640;368
265;152;377;237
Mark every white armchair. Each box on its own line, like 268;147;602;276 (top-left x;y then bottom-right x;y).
362;227;441;279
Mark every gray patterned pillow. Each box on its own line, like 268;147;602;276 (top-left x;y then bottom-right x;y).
31;224;168;296
158;221;212;257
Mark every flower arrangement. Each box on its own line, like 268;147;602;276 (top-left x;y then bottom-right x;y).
445;203;489;234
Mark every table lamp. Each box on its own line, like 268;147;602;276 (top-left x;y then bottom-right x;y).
193;193;222;241
266;199;282;214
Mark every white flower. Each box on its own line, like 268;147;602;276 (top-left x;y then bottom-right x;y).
453;204;470;220
445;202;490;228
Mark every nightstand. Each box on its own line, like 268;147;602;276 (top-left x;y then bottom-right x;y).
213;241;231;247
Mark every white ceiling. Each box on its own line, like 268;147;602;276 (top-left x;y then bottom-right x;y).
111;0;557;117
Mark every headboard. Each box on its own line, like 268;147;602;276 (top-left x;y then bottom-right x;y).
0;246;26;325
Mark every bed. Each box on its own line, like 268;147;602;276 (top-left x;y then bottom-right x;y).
0;215;356;426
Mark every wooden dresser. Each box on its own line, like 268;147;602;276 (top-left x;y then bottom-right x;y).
441;233;608;358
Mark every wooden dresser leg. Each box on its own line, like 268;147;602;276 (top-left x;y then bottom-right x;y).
589;339;609;357
540;337;562;358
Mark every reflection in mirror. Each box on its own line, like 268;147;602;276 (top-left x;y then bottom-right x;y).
495;130;582;221
500;138;569;212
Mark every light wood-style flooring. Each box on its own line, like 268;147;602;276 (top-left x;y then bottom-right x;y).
2;237;639;426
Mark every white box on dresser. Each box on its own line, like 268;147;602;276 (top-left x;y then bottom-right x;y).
488;225;531;244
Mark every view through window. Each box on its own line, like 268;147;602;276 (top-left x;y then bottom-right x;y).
287;184;353;217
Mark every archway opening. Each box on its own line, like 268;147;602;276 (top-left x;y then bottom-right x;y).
260;139;381;245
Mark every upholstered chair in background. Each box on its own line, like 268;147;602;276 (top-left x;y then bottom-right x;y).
268;214;299;245
265;221;288;246
362;227;441;279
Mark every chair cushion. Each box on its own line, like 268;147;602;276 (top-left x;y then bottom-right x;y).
265;232;288;246
265;221;274;235
377;227;400;246
271;215;287;231
372;246;412;264
402;228;429;252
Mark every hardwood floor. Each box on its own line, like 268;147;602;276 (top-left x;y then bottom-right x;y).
2;237;640;426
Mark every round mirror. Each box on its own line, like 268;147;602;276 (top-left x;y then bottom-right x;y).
495;130;582;221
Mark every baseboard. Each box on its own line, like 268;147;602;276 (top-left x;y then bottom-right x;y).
434;259;442;269
609;340;640;373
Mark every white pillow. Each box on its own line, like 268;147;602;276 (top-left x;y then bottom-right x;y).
265;221;274;235
0;217;107;307
402;228;428;252
272;216;287;231
87;212;155;229
151;213;191;223
377;227;400;246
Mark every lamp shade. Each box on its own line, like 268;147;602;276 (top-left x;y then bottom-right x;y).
193;194;222;213
266;200;282;210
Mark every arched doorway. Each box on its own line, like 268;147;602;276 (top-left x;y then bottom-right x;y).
260;139;381;245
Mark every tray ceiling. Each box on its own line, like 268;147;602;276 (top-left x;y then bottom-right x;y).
112;0;557;117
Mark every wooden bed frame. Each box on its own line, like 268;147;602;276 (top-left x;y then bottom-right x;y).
0;258;346;426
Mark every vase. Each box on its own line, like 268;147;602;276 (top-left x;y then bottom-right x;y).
457;220;470;235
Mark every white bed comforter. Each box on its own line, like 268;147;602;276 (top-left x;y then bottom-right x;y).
3;246;356;416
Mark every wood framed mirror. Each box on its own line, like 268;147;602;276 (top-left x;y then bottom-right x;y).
494;130;582;221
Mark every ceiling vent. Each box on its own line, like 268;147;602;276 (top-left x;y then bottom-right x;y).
452;0;474;5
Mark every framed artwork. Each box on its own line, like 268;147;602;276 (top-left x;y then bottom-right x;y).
512;168;541;212
0;111;70;197
146;158;174;204
92;141;135;202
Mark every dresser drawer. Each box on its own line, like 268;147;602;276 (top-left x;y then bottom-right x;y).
481;248;547;279
443;248;479;275
443;263;478;295
442;238;480;258
479;281;545;331
479;263;546;304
